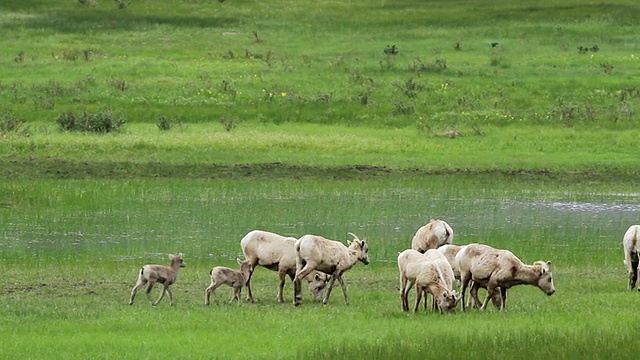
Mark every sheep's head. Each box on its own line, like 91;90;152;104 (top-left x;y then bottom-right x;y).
171;253;187;268
309;272;329;301
534;261;555;296
237;258;253;274
437;290;460;313
347;232;370;265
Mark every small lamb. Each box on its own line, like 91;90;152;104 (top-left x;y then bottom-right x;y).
205;259;253;305
129;253;186;306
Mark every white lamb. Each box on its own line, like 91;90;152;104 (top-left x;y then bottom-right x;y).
456;243;555;311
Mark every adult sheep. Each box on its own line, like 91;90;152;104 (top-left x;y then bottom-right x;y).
456;243;555;311
397;249;459;313
240;230;329;303
293;233;369;306
623;225;640;291
411;219;454;253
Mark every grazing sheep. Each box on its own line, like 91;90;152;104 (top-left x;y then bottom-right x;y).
240;230;329;303
293;232;369;306
397;249;459;313
205;259;253;305
456;243;555;311
623;225;640;291
423;249;459;311
411;219;454;253
129;253;186;306
438;244;503;309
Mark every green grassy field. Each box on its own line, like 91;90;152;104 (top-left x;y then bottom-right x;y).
1;1;640;359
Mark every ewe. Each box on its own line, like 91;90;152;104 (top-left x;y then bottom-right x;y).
411;219;454;253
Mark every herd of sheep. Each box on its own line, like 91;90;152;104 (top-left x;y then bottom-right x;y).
128;221;640;311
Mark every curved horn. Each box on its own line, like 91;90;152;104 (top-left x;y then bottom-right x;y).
347;232;360;242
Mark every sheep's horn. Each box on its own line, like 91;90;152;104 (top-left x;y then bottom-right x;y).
347;232;360;241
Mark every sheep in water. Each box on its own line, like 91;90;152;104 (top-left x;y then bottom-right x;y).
240;230;329;303
411;219;454;253
293;232;369;306
205;259;253;305
623;225;640;291
129;253;186;306
456;243;555;311
397;249;459;313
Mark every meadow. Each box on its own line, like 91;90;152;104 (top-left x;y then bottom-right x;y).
1;0;640;359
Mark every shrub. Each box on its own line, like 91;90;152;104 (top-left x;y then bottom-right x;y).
56;109;126;133
0;111;29;136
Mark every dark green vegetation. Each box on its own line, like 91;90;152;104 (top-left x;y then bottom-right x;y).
1;1;640;359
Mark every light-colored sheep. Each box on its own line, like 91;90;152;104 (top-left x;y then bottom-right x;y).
240;230;329;303
422;249;459;311
293;232;369;306
623;225;640;291
205;259;253;305
397;249;459;313
456;243;555;311
437;244;502;309
411;219;454;253
128;253;186;306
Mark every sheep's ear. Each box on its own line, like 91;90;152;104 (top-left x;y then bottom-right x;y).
347;240;352;246
546;261;552;269
314;273;322;281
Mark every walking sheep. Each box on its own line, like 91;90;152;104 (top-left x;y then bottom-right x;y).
205;259;253;305
623;225;640;291
240;230;329;303
129;253;186;306
456;243;555;311
293;232;369;306
411;219;454;253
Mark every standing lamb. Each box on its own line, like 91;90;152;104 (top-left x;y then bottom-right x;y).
129;253;186;306
205;259;253;305
240;230;329;303
623;225;640;291
456;243;555;311
397;249;459;313
293;233;369;306
411;219;454;253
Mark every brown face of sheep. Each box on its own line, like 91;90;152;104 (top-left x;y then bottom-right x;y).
359;241;370;265
536;261;555;296
172;254;187;268
437;291;460;313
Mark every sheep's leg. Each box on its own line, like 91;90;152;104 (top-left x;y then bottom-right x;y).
245;266;256;302
144;282;156;304
293;261;316;306
480;282;498;310
402;281;414;312
128;279;146;305
322;271;339;305
631;253;639;291
413;286;423;312
333;273;350;305
400;275;408;311
153;285;167;306
469;282;481;309
230;287;242;305
166;286;175;306
459;273;472;312
205;281;223;305
276;270;287;303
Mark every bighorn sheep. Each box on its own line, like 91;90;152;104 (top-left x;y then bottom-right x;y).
437;244;502;309
397;249;459;313
411;219;454;253
456;243;555;311
205;259;253;305
293;232;369;306
240;230;329;303
623;225;640;291
129;253;186;306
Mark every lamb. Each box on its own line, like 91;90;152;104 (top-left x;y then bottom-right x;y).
205;259;253;305
128;253;186;306
411;219;454;253
293;232;369;306
623;225;640;291
456;243;555;311
240;230;329;303
397;249;459;313
422;249;460;311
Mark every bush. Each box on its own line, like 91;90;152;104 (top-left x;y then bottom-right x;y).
56;109;126;133
0;111;29;136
